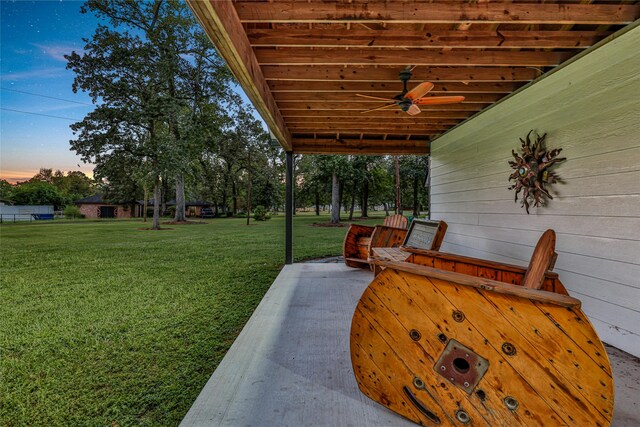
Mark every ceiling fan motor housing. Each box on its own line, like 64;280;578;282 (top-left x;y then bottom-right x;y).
398;99;413;111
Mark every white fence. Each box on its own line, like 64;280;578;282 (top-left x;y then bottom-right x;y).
0;205;54;222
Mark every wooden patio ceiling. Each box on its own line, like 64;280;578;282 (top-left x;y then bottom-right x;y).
187;1;639;155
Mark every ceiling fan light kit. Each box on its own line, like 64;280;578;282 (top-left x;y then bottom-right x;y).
357;66;466;115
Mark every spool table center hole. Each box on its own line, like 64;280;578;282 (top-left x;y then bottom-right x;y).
453;357;471;374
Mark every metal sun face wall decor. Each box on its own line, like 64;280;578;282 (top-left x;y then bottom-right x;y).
508;130;566;214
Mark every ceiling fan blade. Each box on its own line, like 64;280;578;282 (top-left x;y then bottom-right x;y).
355;94;397;102
407;104;421;116
361;103;398;113
414;95;465;105
405;82;434;101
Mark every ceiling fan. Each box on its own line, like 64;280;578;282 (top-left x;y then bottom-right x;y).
357;66;465;115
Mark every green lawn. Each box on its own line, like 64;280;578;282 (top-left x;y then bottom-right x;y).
0;213;385;426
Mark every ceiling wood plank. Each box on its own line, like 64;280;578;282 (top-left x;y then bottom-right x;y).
255;48;572;67
285;117;462;125
235;2;639;25
280;110;472;119
277;102;485;111
185;0;292;150
268;81;521;93
247;29;612;49
273;92;503;103
262;66;541;82
269;80;522;95
288;123;450;131
292;138;430;155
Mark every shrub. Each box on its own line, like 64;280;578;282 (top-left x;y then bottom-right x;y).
253;205;270;221
63;205;83;219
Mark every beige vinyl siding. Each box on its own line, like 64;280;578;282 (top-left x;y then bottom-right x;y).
429;24;640;357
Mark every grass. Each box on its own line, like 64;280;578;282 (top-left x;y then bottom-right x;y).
0;212;385;426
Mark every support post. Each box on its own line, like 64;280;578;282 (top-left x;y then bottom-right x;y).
285;151;293;264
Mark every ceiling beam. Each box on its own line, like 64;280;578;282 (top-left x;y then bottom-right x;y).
280;110;473;119
185;0;292;150
284;117;462;125
235;2;639;25
268;81;521;94
288;123;450;131
247;29;612;49
261;66;541;82
255;48;572;67
273;92;503;103
277;102;485;111
292;138;430;155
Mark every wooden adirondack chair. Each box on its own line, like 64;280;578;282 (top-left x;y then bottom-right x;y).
343;214;408;268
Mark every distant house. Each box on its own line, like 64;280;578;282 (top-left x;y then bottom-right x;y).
143;199;213;217
76;194;141;219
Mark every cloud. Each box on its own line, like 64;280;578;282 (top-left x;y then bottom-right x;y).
31;43;83;62
0;68;67;81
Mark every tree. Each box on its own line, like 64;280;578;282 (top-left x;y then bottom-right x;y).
306;155;350;224
67;0;225;229
10;182;65;208
0;180;14;203
398;156;429;217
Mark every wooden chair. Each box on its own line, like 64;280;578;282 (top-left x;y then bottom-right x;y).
343;214;408;268
369;219;448;275
394;228;563;293
523;229;558;289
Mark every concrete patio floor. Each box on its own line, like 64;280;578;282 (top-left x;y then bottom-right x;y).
181;263;640;426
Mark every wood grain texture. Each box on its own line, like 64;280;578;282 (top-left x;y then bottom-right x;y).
351;267;614;426
256;48;571;67
293;138;430;155
236;2;639;25
185;0;292;150
261;65;541;82
269;81;521;94
248;29;611;49
428;23;640;356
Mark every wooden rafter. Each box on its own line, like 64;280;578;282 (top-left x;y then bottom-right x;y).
247;29;612;49
235;2;638;25
255;49;572;67
185;0;292;150
293;138;430;155
268;81;521;94
277;102;485;111
261;66;541;82
279;110;472;119
272;92;503;103
284;117;462;125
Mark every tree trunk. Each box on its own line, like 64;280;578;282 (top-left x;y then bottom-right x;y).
232;179;237;215
174;173;186;222
330;173;340;224
143;185;148;222
246;148;251;226
161;178;168;216
315;190;320;216
349;189;356;220
361;181;369;218
152;177;161;230
383;202;390;216
221;173;228;214
413;176;420;217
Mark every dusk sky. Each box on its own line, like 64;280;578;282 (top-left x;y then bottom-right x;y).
0;0;254;184
1;0;103;183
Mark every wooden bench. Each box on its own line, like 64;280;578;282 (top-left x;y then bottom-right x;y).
373;229;564;294
369;219;448;275
343;214;408;268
